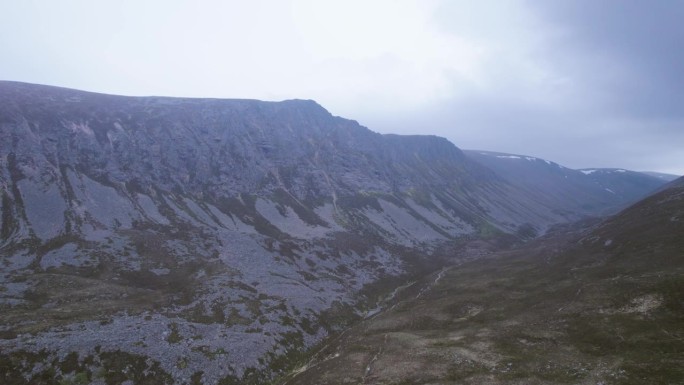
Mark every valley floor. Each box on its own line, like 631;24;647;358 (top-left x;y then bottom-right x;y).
282;226;684;385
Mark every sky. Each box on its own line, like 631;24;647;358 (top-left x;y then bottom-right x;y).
1;0;683;175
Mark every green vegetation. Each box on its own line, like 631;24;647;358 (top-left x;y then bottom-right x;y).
166;322;182;343
0;349;172;385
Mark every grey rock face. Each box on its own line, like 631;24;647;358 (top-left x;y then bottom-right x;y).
0;82;652;384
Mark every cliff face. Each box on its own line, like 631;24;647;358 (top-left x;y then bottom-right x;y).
0;81;594;248
0;82;646;384
0;82;472;200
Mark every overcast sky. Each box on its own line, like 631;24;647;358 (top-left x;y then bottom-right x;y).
2;0;683;174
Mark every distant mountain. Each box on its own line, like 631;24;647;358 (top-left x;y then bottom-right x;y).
465;150;668;215
0;82;669;384
288;166;684;385
640;171;681;182
578;167;678;201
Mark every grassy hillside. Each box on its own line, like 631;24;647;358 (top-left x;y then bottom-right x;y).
286;184;684;384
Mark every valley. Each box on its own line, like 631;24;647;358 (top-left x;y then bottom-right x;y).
285;179;684;384
0;82;680;384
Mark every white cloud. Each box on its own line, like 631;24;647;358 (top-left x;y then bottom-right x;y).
1;0;682;174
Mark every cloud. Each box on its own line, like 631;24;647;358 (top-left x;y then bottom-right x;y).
359;0;684;174
1;0;682;174
529;0;684;120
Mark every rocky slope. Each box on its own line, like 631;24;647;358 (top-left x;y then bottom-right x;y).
288;177;684;384
0;82;671;384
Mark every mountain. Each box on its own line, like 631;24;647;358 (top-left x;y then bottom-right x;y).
641;171;681;182
288;176;684;384
0;82;669;384
465;150;667;215
578;167;677;202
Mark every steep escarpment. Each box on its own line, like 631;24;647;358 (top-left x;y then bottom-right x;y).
0;82;656;384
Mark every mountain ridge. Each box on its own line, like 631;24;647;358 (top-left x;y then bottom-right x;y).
464;149;668;216
0;82;674;384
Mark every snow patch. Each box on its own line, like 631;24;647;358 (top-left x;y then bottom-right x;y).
581;169;597;175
